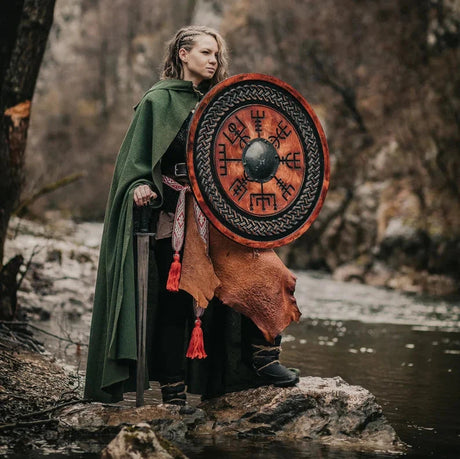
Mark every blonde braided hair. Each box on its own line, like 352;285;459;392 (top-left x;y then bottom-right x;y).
161;25;229;86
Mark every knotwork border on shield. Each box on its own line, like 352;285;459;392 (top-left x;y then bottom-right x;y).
193;81;324;240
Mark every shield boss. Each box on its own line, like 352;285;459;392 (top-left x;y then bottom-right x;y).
187;73;330;248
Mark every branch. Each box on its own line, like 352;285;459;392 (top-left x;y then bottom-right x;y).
0;419;57;431
13;171;86;215
304;42;369;135
0;324;44;352
309;188;355;244
16;244;41;291
0;320;88;347
17;398;90;420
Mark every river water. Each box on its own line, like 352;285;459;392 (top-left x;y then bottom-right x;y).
32;270;460;459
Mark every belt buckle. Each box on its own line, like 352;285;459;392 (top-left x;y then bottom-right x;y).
174;163;187;178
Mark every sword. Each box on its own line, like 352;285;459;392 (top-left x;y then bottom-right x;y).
134;203;155;407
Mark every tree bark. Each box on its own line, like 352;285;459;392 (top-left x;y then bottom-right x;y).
0;0;56;317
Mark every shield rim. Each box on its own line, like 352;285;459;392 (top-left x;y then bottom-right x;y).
187;73;330;248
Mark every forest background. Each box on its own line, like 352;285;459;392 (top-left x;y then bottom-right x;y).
20;0;460;296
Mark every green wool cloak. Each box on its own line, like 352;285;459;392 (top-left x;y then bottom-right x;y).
84;79;200;403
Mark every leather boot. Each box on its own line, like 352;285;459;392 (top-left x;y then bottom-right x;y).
160;379;186;405
251;335;299;387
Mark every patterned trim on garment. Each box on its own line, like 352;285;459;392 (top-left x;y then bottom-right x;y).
161;175;209;251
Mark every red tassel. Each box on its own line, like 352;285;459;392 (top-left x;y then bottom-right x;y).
186;319;207;359
166;252;181;292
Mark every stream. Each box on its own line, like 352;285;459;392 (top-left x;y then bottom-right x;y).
19;262;458;459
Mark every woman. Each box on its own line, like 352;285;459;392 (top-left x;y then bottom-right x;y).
84;26;299;405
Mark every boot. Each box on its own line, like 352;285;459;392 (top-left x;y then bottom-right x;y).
160;379;186;405
251;335;299;387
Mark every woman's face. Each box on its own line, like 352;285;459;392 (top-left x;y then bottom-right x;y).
179;34;219;86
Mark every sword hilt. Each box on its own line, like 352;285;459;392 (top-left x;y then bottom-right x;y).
134;203;154;234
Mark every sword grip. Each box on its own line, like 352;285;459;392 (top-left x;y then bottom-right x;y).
134;203;153;234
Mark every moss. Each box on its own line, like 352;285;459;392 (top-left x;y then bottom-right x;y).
156;434;186;459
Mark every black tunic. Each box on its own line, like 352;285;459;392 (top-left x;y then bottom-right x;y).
149;112;265;399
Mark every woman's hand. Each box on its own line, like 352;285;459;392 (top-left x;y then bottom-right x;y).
133;185;157;206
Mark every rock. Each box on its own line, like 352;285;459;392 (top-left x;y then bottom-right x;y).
57;402;206;441
386;270;423;294
3;342;404;455
286;183;382;272
363;261;394;288
5;216;101;343
57;377;404;454
368;140;400;181
46;249;63;264
62;299;86;319
382;218;419;240
197;377;404;453
333;263;366;283
386;269;458;296
101;423;187;459
421;273;458;296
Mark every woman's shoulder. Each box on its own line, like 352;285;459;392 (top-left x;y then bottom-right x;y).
135;79;195;110
142;79;195;101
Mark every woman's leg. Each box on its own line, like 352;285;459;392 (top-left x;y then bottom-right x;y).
244;318;299;387
154;238;193;403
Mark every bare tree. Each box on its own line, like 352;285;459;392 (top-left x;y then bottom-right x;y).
0;0;56;319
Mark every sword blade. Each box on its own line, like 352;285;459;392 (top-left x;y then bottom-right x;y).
136;233;152;407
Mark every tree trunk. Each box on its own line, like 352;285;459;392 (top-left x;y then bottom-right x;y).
0;0;56;318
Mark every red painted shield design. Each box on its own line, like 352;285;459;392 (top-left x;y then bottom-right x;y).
187;73;330;248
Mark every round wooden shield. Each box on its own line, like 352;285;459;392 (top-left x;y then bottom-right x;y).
187;73;330;248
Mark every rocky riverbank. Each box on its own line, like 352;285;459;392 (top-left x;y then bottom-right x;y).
0;340;405;456
62;375;405;455
0;215;410;457
3;216;100;346
0;342;85;455
281;179;460;298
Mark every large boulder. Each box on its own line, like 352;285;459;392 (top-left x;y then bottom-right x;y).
197;376;404;452
57;377;405;454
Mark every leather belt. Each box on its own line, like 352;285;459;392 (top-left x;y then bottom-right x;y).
174;162;187;178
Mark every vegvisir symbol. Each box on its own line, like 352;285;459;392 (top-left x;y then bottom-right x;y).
191;76;326;244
